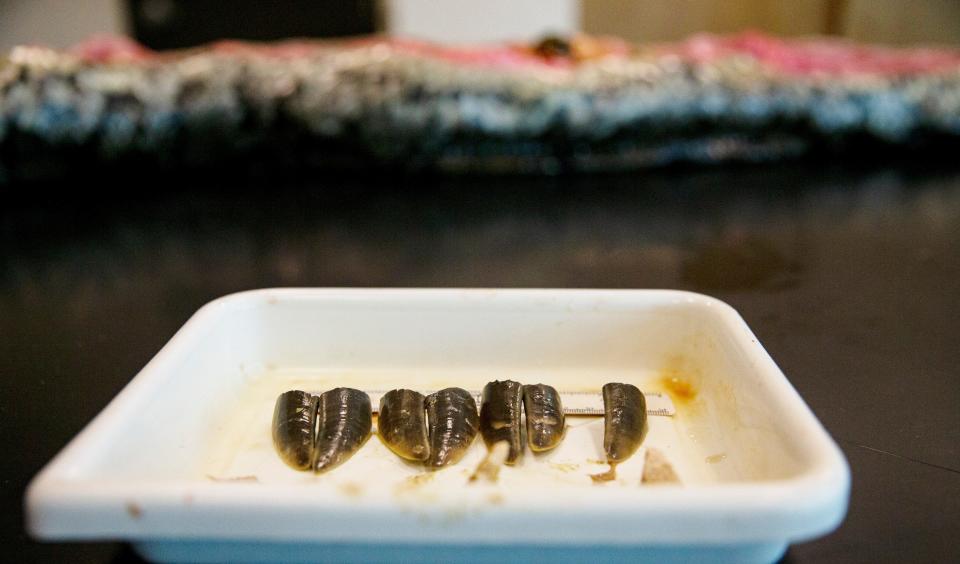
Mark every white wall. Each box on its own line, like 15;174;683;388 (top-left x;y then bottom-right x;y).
0;0;125;52
1;0;579;52
384;0;580;44
3;0;953;54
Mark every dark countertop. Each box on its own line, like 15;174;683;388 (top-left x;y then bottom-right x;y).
2;161;958;562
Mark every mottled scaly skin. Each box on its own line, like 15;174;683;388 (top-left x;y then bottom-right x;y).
314;388;372;473
425;388;479;468
522;383;565;452
272;390;318;471
602;383;647;463
378;389;429;461
480;380;524;464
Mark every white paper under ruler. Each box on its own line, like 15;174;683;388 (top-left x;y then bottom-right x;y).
306;390;676;417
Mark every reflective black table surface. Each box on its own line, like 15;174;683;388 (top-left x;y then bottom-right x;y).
2;160;958;562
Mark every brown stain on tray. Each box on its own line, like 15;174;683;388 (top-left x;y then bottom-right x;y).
661;375;697;403
394;472;436;496
339;482;364;498
549;462;579;473
590;464;618;483
206;474;260;483
658;354;700;410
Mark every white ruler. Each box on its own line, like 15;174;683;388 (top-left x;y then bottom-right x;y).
307;390;676;417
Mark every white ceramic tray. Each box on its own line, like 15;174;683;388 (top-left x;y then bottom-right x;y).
26;289;849;563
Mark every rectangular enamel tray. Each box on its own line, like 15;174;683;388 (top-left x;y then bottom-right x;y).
26;289;849;563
